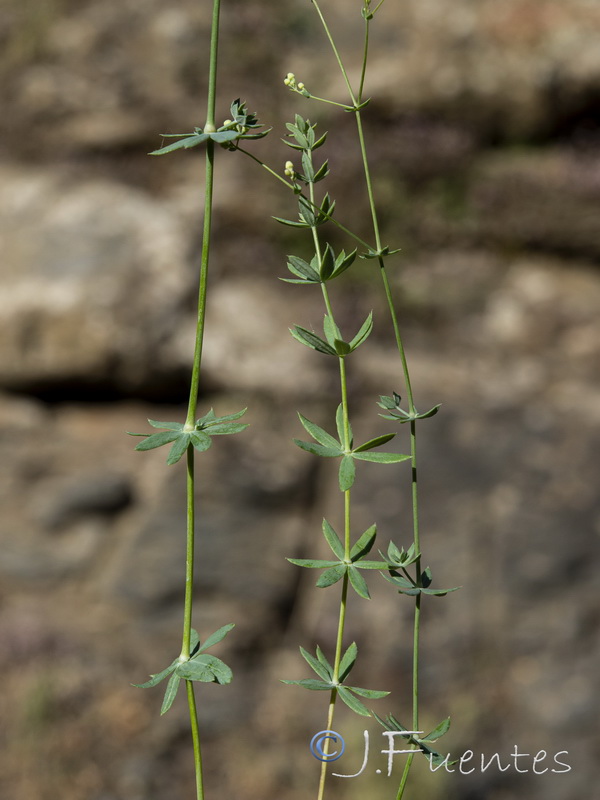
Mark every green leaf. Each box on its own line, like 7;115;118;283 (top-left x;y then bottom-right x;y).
337;686;371;716
334;339;352;356
316;565;347;588
202;408;247;426
190;629;200;656
209;130;240;144
197;623;235;653
167;433;191;465
348;686;390;699
301;150;315;182
286;255;320;282
352;452;411;463
350;524;377;561
294;439;342;458
160;672;182;714
319;244;335;281
297;414;342;450
422;717;451;742
148;420;184;431
313;160;330;183
348;566;371;599
300;647;332;682
338;455;356;491
353;559;388;569
315;646;333;678
178;654;233;685
151;133;209;155
132;660;177;689
290;326;337;355
203;422;248;436
353;433;396;453
349;312;373;351
330;249;357;280
338;642;358;682
190;431;212;452
322;519;345;560
281;679;332;691
298;194;316;226
273;215;311;228
287;558;340;569
134;430;181;452
323;314;342;347
420;585;461;596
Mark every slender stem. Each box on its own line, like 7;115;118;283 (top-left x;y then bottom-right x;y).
187;680;205;800
179;3;221;799
310;8;424;797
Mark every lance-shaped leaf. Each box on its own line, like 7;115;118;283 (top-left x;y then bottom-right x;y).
323;314;342;347
350;524;377;562
348;566;370;599
297;414;342;450
281;678;332;691
196;622;235;653
322;518;344;560
338;455;356;491
359;244;401;260
132;660;177;689
353;433;396;453
316;565;347;588
132;429;182;452
383;541;420;569
318;244;335;281
300;647;332;682
349;312;373;351
161;672;182;714
330;248;357;280
382;566;460;597
167;433;192;465
352;451;410;464
150;133;209;155
421;717;451;742
283;254;320;284
338;641;358;681
290;325;337;355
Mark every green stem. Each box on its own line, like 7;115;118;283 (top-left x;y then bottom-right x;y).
179;2;221;798
187;680;205;800
311;7;423;796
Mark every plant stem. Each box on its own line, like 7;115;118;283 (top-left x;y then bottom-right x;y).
311;6;423;796
179;1;222;797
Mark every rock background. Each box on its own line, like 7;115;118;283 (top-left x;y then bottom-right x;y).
0;1;598;799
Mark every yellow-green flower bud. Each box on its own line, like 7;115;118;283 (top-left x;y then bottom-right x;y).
297;82;305;91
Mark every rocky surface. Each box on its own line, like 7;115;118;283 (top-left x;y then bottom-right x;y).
0;2;598;800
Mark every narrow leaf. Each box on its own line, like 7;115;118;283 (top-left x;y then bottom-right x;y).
294;439;342;458
338;642;358;682
349;311;373;351
348;566;371;599
197;623;235;653
148;420;184;431
350;524;377;561
300;647;332;682
297;414;341;449
166;434;191;465
353;433;396;453
335;404;353;449
190;431;212;452
203;423;248;436
348;686;390;699
132;661;177;689
287;558;340;569
422;717;451;742
290;326;337;355
287;255;320;282
315;646;333;678
316;565;347;588
135;430;181;451
160;672;181;714
322;519;345;560
281;679;332;691
178;654;233;685
352;452;411;463
338;455;356;491
323;314;341;347
337;686;371;717
319;244;335;281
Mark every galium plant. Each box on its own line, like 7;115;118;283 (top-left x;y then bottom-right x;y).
236;1;459;798
126;1;268;798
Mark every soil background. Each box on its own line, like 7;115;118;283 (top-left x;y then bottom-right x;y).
0;2;598;799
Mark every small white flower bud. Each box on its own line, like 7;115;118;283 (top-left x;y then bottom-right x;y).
297;82;305;91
